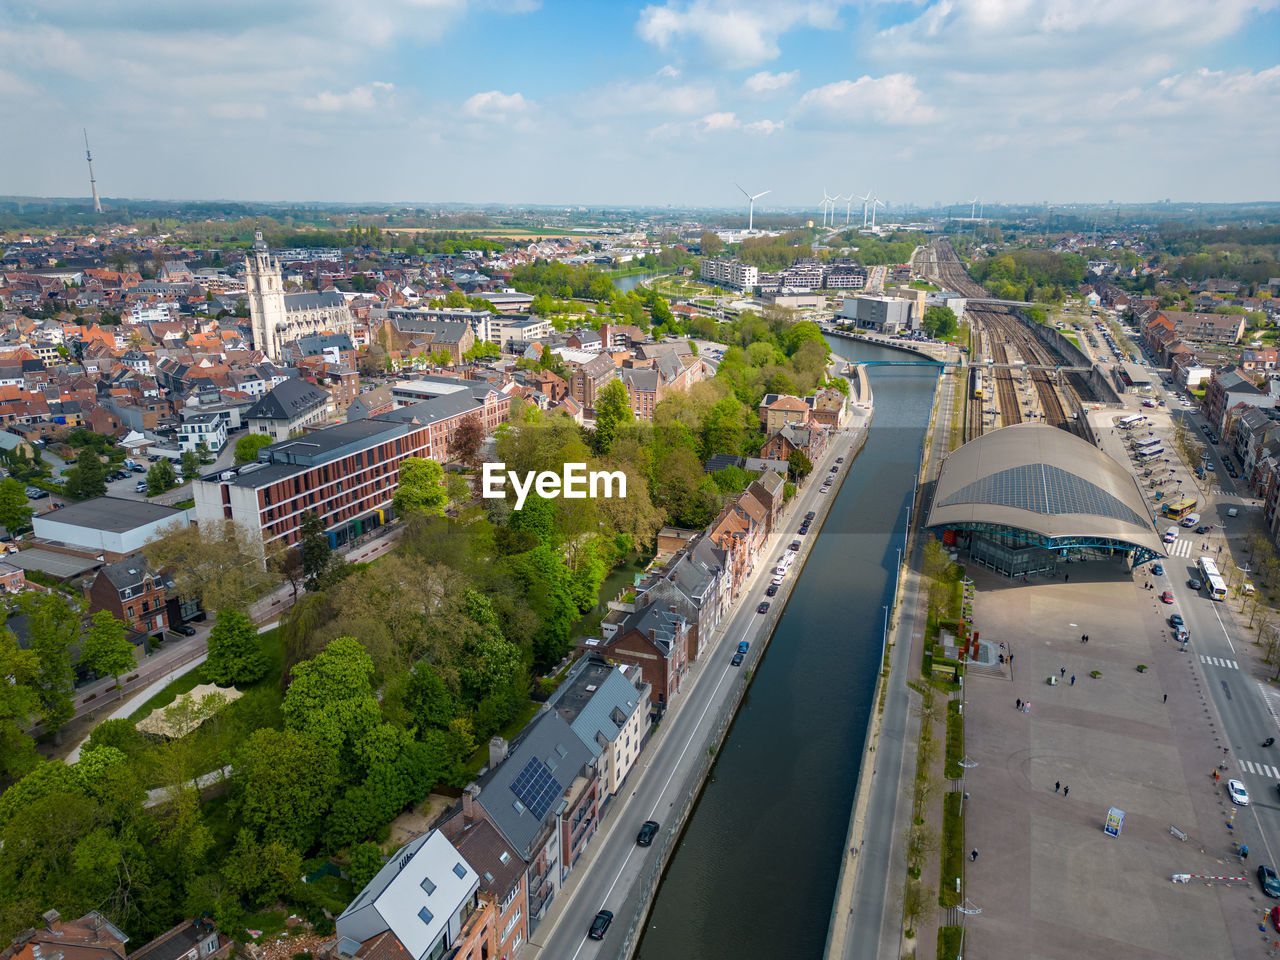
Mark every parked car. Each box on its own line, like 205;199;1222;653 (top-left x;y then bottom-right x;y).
1160;590;1175;604
805;511;815;521
1228;778;1250;805
1169;613;1184;628
1188;577;1203;590
24;487;47;499
766;583;778;597
757;602;770;614
588;910;614;940
836;457;844;464
1151;563;1163;575
173;624;197;637
135;481;149;493
738;640;750;654
636;820;659;847
1271;903;1280;932
788;541;800;551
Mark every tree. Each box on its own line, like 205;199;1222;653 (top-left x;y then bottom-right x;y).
235;433;274;464
347;841;384;891
923;305;958;339
143;518;274;613
79;611;135;685
787;449;813;480
75;448;106;499
299;510;333;588
393;457;448;517
0;628;41;780
147;458;176;495
700;231;723;256
282;637;381;764
592;379;633;456
180;450;201;481
266;539;306;602
444;290;468;308
20;593;80;741
234;726;340;850
450;413;486;469
205;609;268;686
446;472;470;509
0;477;33;533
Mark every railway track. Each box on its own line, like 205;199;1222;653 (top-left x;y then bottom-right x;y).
921;240;1090;433
966;326;985;441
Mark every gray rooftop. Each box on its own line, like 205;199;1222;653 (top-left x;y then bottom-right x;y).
926;423;1162;555
35;496;185;533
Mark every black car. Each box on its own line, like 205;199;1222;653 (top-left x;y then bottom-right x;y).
757;602;770;614
730;651;744;667
636;820;659;847
766;583;778;596
805;511;815;521
588;910;614;940
1195;526;1210;534
836;457;844;464
173;624;197;637
1261;864;1280;899
788;540;800;551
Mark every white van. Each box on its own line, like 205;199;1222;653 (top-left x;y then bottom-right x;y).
1180;513;1200;528
1163;526;1178;543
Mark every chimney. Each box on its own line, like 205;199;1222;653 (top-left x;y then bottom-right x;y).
648;628;656;642
669;605;677;614
462;782;481;823
489;736;509;769
41;912;60;934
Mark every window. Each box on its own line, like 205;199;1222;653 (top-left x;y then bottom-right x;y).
498;851;510;865
420;876;436;895
452;862;467;880
417;906;434;925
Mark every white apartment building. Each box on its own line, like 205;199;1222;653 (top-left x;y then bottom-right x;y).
699;257;759;291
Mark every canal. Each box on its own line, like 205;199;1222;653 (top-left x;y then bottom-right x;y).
634;337;938;960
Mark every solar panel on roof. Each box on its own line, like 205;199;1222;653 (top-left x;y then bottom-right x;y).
938;463;1146;528
510;756;564;821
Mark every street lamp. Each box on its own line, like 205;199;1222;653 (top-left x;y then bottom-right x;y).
882;604;890;649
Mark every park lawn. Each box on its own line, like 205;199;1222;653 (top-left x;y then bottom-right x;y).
127;628;284;722
945;700;964;778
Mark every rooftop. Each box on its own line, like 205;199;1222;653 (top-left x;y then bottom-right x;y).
34;496;185;533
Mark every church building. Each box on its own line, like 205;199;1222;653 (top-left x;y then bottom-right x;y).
244;230;354;361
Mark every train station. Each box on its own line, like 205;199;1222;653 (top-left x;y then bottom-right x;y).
925;423;1165;578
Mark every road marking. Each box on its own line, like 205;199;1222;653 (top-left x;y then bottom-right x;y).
1241;760;1280;778
1167;539;1193;558
1199;655;1239;670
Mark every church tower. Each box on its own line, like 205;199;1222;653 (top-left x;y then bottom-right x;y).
244;229;286;360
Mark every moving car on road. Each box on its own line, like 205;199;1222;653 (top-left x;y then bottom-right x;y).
1160;590;1175;604
757;602;770;614
1152;563;1163;575
1188;577;1203;591
636;821;659;847
730;652;744;667
1169;613;1183;628
738;640;750;654
588;910;614;940
766;583;778;597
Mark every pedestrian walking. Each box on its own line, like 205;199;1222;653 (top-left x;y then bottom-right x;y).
1055;781;1061;792
1081;634;1087;644
1163;693;1167;703
1060;667;1066;677
1242;844;1249;860
1065;573;1069;583
1024;699;1031;713
1062;785;1069;796
969;849;979;862
1016;698;1022;710
1070;675;1075;685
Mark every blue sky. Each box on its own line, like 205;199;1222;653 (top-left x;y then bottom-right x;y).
2;1;1278;208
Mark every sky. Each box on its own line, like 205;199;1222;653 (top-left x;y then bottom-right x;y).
2;0;1279;209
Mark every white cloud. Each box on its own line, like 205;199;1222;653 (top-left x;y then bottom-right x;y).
463;89;529;117
302;82;394;112
795;74;938;125
209;102;268;120
743;118;783;134
744;70;798;93
637;1;845;68
656;64;681;78
701;111;738;130
578;78;717;118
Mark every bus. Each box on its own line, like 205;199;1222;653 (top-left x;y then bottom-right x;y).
1162;498;1198;521
1138;447;1165;460
1118;414;1145;429
1135;436;1162;450
1198;556;1228;601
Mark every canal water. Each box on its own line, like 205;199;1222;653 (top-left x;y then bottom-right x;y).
634;337;938;960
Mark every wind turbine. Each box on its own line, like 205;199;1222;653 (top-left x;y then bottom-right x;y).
870;197;885;230
855;193;875;227
842;193;855;225
969;196;979;219
821;189;837;227
736;183;771;232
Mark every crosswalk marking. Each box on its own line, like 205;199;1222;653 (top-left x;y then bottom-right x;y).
1167;539;1193;557
1239;760;1280;778
1199;655;1239;670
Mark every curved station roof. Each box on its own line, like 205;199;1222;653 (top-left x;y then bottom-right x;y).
927;423;1164;565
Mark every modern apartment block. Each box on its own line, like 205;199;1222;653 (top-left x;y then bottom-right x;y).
699;257;759;291
193;386;508;548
